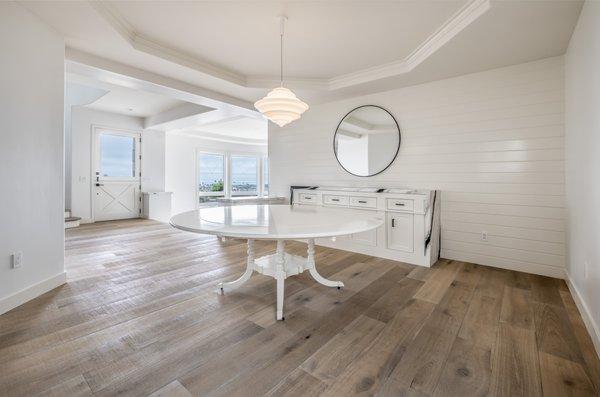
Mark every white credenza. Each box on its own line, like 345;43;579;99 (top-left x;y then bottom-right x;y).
292;187;441;267
142;191;172;223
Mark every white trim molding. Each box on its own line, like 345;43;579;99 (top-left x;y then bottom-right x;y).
0;272;67;315
566;276;600;359
88;0;491;91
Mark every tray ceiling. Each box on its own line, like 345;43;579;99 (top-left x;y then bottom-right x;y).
22;0;583;104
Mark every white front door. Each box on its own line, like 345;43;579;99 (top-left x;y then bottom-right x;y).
93;128;141;222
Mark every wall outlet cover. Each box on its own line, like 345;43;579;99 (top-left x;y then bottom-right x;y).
11;252;23;269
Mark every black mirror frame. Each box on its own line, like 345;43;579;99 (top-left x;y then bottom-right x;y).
333;105;401;177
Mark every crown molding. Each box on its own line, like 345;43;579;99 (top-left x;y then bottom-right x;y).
89;0;490;92
89;0;246;86
328;0;491;90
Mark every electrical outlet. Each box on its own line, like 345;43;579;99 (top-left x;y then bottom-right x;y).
11;252;23;269
481;231;488;242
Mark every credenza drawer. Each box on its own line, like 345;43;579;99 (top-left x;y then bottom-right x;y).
349;196;377;209
386;198;414;212
299;193;317;204
323;194;348;206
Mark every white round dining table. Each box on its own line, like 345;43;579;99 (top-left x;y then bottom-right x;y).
170;204;383;320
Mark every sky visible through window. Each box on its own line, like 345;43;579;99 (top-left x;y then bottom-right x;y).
100;134;135;177
198;153;225;192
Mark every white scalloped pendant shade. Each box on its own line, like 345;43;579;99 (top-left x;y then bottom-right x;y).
254;86;309;127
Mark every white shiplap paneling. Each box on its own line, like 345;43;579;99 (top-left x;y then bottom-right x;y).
269;57;565;277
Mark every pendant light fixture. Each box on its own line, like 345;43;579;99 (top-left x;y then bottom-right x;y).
254;16;309;127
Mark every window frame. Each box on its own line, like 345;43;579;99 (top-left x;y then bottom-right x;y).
195;148;268;207
230;153;260;198
261;155;269;197
95;129;141;182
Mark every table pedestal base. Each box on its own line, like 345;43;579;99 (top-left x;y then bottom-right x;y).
217;238;344;320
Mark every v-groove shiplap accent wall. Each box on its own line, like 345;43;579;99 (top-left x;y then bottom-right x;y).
270;56;565;278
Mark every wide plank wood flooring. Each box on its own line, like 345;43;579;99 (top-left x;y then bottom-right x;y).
1;219;599;396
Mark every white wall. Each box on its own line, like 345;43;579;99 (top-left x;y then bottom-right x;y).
70;107;143;222
270;56;565;278
165;133;267;215
0;3;66;314
64;83;108;210
565;0;600;354
141;129;167;192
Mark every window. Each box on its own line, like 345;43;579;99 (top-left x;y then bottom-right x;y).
196;150;268;205
231;155;258;197
99;134;136;178
262;156;269;196
198;153;225;203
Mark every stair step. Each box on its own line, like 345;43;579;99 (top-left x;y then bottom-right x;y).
65;216;81;229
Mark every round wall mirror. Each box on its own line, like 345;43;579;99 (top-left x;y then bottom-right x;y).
333;105;401;177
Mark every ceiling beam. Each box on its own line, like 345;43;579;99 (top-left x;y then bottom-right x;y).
65;48;262;118
144;102;214;130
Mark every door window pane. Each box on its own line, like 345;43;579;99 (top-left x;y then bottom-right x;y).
263;157;269;196
100;134;136;177
198;153;225;202
231;155;257;196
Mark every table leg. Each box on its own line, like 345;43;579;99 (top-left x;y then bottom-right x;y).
218;239;255;293
306;238;344;289
276;240;285;320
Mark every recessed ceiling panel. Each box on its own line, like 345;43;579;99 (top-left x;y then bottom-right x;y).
108;0;468;78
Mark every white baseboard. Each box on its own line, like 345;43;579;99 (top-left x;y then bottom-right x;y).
441;249;566;279
0;272;67;315
566;276;600;359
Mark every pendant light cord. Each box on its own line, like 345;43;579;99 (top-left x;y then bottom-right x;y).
280;16;285;87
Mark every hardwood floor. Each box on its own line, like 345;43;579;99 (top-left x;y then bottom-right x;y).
1;219;599;396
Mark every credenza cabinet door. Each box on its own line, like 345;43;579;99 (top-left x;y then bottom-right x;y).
386;212;414;253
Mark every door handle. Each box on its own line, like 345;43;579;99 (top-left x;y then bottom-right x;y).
391;218;395;228
95;183;104;187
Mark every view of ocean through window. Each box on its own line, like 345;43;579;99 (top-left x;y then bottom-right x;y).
231;155;257;195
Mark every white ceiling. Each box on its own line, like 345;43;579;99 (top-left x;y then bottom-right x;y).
68;74;185;117
23;0;583;105
83;87;183;118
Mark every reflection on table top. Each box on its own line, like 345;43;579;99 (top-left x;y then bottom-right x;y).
170;204;383;240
